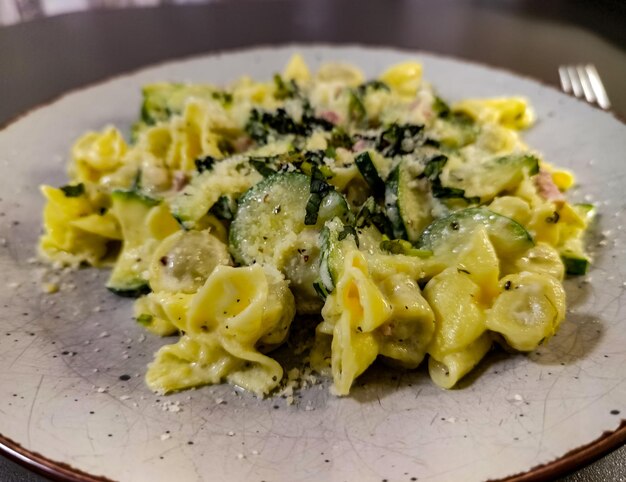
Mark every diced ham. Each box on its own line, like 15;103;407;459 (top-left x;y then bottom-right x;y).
233;135;253;153
172;171;189;191
352;139;368;152
319;110;340;125
535;169;565;203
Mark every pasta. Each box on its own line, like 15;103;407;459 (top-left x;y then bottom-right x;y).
38;54;594;397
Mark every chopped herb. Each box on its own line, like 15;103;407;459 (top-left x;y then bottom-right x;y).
209;195;237;221
250;159;277;177
546;211;560;224
356;80;390;95
338;225;359;247
211;90;233;106
432;96;451;117
348;89;366;124
273;74;299;100
136;314;153;326
60;183;85;197
313;281;329;301
305;166;334;225
195;156;216;173
380;237;432;258
327;127;353;150
376;123;424;157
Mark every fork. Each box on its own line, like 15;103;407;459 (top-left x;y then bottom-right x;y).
559;64;611;110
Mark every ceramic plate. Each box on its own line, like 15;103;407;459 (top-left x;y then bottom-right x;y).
0;46;625;482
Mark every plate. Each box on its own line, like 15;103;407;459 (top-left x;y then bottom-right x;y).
0;45;625;482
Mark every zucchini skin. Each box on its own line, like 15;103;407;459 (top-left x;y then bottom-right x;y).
561;255;589;276
384;165;408;240
108;284;151;298
417;207;534;257
355;151;385;198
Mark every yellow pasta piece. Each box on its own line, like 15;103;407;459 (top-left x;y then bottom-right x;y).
453;97;534;130
424;268;487;361
39;185;111;266
316;62;365;86
486;272;565;351
134;292;190;336
70;211;121;240
488;196;532;226
321;251;392;395
377;273;435;368
455;227;500;302
515;243;565;281
380;61;423;97
428;333;492;389
70;126;128;183
146;265;295;396
283;53;311;83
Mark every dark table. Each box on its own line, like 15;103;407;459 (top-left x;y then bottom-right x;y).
1;1;625;480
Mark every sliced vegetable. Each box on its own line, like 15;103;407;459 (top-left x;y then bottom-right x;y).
355;151;385;198
229;172;349;266
60;183;85;197
106;189;178;296
355;197;394;238
376;123;424;157
305;166;336;225
385;161;433;242
319;218;358;293
170;157;262;229
417;207;534;267
442;154;539;202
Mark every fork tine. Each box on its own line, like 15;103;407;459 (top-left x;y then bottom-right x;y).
559;66;573;94
567;66;584;98
585;65;612;110
576;65;597;104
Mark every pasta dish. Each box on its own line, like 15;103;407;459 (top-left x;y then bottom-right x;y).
38;55;593;397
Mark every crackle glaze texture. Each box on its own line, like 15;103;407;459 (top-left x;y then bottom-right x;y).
0;46;624;482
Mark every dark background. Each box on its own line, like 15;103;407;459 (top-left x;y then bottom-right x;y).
0;0;625;480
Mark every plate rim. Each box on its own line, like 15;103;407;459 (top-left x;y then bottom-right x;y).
1;43;624;482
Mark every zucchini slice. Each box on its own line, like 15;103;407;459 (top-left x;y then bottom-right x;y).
355;151;385;198
558;203;595;275
385;160;433;242
418;207;534;265
441;154;539;202
106;190;179;296
230;172;349;265
170;157;262;230
319;218;359;293
230;172;349;312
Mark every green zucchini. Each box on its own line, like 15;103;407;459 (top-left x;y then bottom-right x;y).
230;172;349;266
385;160;433;242
355;151;385;198
560;254;589;276
170;157;262;230
442;154;539;202
417;207;534;263
319;218;358;293
230;172;349;312
106;190;163;297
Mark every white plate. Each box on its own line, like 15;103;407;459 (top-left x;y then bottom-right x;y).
0;45;625;482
